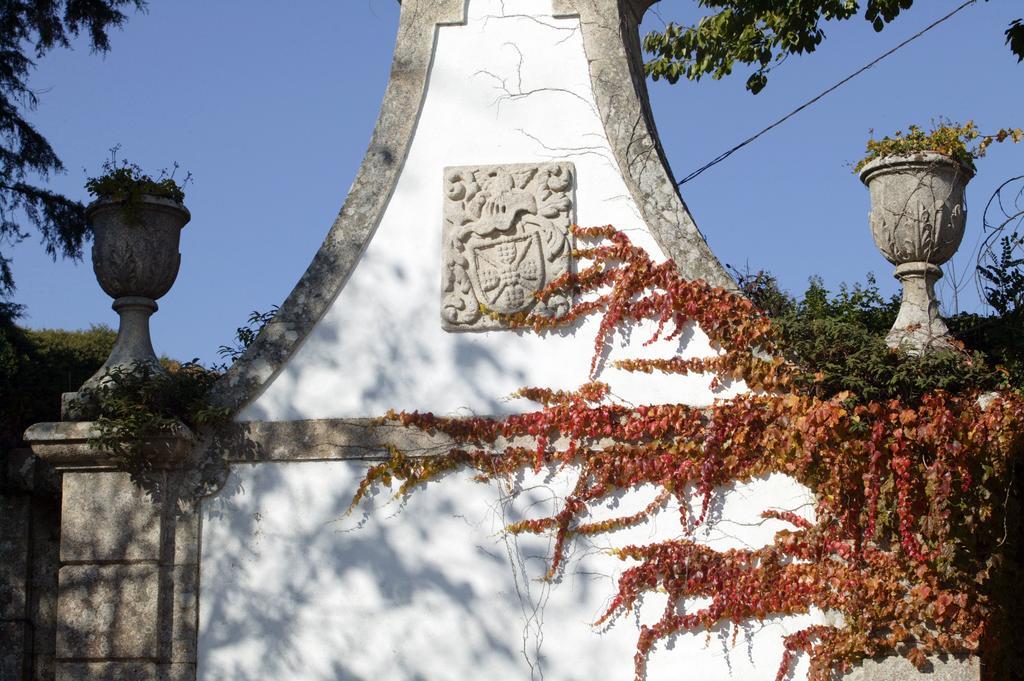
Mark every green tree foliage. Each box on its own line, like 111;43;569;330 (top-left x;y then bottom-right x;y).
949;234;1024;390
1007;18;1024;61
0;1;146;320
0;321;114;450
644;1;1023;93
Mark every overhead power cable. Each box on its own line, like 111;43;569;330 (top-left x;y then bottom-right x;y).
676;0;979;186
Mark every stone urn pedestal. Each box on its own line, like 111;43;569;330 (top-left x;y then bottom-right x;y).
859;152;973;353
63;195;190;418
21;195;202;681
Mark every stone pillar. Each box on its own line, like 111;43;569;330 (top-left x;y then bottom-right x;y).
23;423;200;681
1;449;60;681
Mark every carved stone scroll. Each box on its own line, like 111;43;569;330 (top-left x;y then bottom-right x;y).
441;162;575;331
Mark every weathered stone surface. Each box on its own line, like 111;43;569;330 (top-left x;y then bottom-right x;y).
843;656;980;680
218;417;613;464
552;0;733;290
88;197;189;302
156;664;194;681
0;482;59;681
3;448;58;495
14;458;203;677
22;422;110;470
0;494;30;538
0;496;30;620
28;493;60;681
889;262;949;352
72;196;190;396
0;621;27;681
56;662;156;681
859;152;972;352
214;418;462;463
56;564;159;659
60;472;161;562
170;509;201;567
25;421;196;471
860;153;970;269
442;163;575;330
169;564;199;663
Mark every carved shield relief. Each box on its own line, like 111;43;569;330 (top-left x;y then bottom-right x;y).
441;162;575;331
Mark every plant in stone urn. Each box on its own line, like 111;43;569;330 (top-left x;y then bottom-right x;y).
75;160;190;397
857;121;1021;352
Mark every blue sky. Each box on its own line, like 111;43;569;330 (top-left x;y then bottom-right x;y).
9;0;1022;365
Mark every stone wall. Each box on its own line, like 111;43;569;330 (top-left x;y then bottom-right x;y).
50;470;200;681
1;450;59;681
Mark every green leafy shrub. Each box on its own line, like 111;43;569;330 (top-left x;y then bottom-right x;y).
84;148;189;231
86;161;186;204
733;269;1010;403
82;361;227;468
0;323;115;451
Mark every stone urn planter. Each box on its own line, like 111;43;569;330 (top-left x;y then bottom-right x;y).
859;151;973;352
79;194;191;390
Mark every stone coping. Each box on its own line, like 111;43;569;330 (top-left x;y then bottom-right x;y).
843;655;979;680
209;416;671;463
23;421;196;471
211;418;460;463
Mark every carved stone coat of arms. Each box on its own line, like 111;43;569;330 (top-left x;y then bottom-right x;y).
441;162;575;331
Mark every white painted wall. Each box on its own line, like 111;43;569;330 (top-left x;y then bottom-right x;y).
199;462;823;681
240;0;741;422
202;4;827;681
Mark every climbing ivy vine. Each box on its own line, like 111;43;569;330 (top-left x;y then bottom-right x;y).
350;226;1024;680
